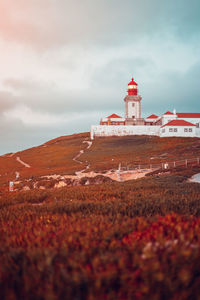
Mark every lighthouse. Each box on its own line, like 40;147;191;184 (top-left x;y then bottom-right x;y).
124;78;143;125
91;76;200;139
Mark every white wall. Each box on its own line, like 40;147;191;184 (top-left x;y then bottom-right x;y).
160;126;196;138
127;101;140;118
161;114;177;125
90;125;160;139
196;128;200;137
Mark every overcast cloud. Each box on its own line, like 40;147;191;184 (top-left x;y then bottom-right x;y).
0;0;200;154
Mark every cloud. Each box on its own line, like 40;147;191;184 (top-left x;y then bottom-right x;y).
0;90;18;114
0;0;199;51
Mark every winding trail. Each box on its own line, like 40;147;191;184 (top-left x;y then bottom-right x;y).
83;141;92;149
1;152;15;158
73;140;93;178
16;157;31;168
73;150;84;164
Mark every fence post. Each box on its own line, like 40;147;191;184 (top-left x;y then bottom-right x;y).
150;164;152;169
197;158;200;165
185;159;188;167
174;161;176;168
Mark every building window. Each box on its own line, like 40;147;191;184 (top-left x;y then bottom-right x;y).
132;103;135;107
184;128;188;132
162;129;165;133
169;128;173;132
196;123;199;128
174;128;177;132
189;128;193;132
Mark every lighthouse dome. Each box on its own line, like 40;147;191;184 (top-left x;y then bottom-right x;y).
128;78;138;86
127;78;138;95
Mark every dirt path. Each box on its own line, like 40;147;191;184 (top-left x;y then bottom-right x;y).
73;150;84;164
1;152;15;158
73;140;93;178
16;157;31;168
83;141;92;149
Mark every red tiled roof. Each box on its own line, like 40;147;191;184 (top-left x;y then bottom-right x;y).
161;120;196;128
177;113;200;118
146;114;159;119
107;113;122;119
163;111;174;115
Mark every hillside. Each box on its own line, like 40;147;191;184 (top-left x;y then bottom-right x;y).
1;134;200;299
82;135;200;171
0;133;89;188
1;167;200;299
0;133;200;192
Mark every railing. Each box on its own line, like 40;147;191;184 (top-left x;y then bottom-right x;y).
119;157;200;171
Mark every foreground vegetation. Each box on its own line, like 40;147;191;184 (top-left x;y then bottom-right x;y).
0;167;200;299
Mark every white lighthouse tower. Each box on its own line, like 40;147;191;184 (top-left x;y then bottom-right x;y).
124;78;143;125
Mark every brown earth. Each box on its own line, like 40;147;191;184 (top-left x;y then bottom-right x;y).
0;133;200;192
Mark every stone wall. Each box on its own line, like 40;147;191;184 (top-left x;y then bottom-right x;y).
90;125;160;139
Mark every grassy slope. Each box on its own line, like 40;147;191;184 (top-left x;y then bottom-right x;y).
0;133;89;187
2;166;200;216
0;133;200;189
0;167;200;299
83;136;200;171
1;135;200;299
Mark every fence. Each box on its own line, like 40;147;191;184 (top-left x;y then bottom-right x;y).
119;157;200;172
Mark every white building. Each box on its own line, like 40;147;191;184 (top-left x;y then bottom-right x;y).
160;120;197;138
91;78;200;139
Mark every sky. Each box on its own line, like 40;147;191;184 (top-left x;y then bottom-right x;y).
0;0;200;154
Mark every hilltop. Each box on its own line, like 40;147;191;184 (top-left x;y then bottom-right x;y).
0;132;200;192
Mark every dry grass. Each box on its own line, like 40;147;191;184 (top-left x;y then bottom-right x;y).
83;135;200;172
0;133;200;191
0;132;89;188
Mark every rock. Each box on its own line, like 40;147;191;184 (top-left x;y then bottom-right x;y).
54;181;67;188
23;186;30;191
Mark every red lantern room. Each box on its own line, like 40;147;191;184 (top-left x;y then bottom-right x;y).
128;78;138;95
